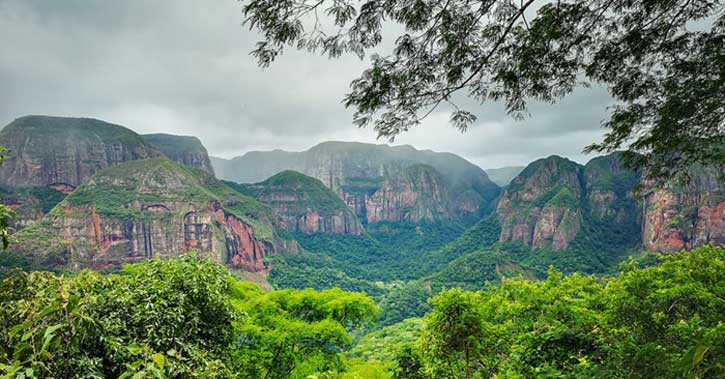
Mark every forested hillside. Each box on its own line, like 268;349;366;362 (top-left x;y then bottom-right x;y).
0;115;722;379
1;246;721;378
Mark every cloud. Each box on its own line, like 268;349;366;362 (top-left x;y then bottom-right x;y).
0;0;615;168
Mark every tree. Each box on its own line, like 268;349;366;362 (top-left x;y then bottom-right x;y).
392;345;426;379
240;0;725;183
421;289;485;379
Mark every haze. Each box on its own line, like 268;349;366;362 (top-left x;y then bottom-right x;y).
0;0;614;168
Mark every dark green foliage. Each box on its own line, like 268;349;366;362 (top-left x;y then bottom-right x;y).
392;345;425;379
0;254;239;377
410;245;725;378
241;0;725;183
266;250;386;297
377;283;432;326
0;255;379;378
284;221;466;285
416;215;501;277
428;250;529;292
226;170;352;216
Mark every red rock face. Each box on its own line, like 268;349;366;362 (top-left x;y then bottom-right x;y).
250;187;364;235
216;209;274;272
45;200;281;272
642;186;724;252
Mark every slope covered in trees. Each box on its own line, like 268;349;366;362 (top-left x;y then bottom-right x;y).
2;244;721;378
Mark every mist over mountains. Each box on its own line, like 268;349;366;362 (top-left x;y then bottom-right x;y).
0;115;722;290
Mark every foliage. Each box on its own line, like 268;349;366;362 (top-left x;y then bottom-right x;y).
0;146;12;249
349;318;424;362
377;283;432;326
407;245;725;378
0;254;239;378
230;284;379;379
241;0;725;183
0;254;380;379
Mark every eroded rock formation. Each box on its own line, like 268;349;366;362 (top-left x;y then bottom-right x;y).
13;159;295;272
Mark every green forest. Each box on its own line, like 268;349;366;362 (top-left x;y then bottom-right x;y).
1;246;722;378
1;0;724;377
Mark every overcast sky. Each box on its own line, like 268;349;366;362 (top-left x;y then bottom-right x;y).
0;0;615;169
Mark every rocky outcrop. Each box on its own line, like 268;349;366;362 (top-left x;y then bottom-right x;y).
366;165;453;223
641;167;724;252
0;115;163;190
496;153;722;253
0;186;66;231
212;142;501;223
497;156;584;251
583;153;641;225
230;170;363;235
142;133;215;174
13;158;296;272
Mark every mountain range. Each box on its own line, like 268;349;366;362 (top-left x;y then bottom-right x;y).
0;115;722;291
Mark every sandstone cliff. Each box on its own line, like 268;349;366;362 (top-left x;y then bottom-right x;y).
13;158;296;272
495;153;722;253
497;156;584;251
0;115;163;190
212;141;500;223
366;165;453;223
229;170;364;235
641;166;724;252
142;133;215;174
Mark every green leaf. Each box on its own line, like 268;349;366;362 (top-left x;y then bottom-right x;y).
692;345;709;367
151;353;165;369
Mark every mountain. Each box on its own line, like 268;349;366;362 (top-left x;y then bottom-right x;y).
212;141;500;223
641;165;724;252
12;158;297;271
485;166;525;187
0;115;163;190
496;155;585;251
227;170;364;235
142;133;215;174
494;153;723;254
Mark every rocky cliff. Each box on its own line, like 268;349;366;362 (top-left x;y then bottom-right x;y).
495;153;723;253
366;165;453;223
0;186;66;230
641;166;724;252
212;141;500;223
229;170;364;234
497;156;584;251
0;115;163;190
13;158;296;272
142;133;215;174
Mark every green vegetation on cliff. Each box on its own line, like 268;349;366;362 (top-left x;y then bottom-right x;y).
1;115;155;151
142;133;215;174
228;170;351;216
62;158;275;238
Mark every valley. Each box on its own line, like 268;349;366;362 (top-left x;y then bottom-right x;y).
0;115;722;378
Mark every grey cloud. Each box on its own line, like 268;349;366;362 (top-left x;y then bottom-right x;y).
0;0;615;169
